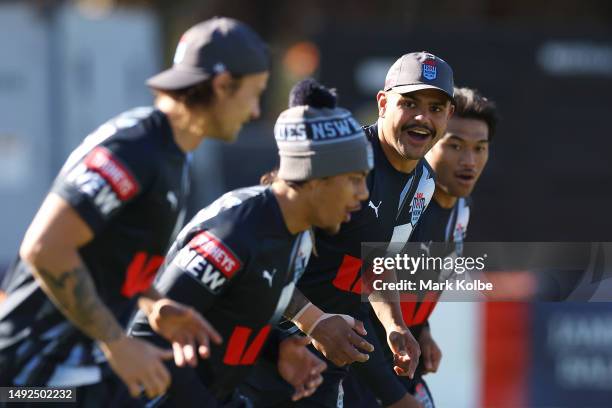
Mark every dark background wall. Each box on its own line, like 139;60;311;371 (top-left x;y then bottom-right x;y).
18;0;612;243
314;24;612;241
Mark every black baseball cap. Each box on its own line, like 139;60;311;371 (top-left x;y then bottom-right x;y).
384;51;454;101
147;17;269;90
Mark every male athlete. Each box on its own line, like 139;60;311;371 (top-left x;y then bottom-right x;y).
0;17;269;405
345;86;498;407
128;91;373;406
243;51;456;407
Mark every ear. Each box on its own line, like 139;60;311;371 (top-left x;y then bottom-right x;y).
302;178;319;192
211;72;234;99
447;103;455;120
376;91;388;118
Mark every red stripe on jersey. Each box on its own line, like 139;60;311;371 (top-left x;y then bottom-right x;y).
400;296;418;325
189;231;241;278
400;291;439;327
333;255;362;292
223;326;251;366
409;292;439;326
223;325;271;366
351;277;362;294
359;265;377;296
121;252;164;298
84;147;139;200
240;325;271;365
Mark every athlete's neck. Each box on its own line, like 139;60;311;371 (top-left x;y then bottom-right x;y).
377;119;418;174
271;182;311;235
433;186;457;209
156;96;209;153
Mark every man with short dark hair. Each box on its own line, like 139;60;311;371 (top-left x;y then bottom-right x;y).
344;86;498;408
0;16;269;405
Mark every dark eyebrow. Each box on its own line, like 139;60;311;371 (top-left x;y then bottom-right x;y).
447;134;489;143
446;135;465;142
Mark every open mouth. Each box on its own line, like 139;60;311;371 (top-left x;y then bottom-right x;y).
404;127;433;143
455;172;476;184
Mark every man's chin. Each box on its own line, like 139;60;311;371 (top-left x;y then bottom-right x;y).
449;185;473;198
398;145;430;161
321;224;341;235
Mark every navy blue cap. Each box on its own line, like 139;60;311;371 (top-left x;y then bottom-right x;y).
147;17;269;90
384;51;454;101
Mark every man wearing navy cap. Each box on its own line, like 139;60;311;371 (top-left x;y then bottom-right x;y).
0;17;269;406
344;86;498;408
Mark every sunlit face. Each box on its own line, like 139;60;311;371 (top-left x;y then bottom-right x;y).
377;88;454;162
307;171;369;234
209;71;269;142
426;117;490;198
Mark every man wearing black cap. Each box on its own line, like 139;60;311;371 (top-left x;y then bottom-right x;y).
127;90;373;407
242;53;455;407
0;16;269;405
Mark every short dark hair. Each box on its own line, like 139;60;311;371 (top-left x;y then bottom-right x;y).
153;74;244;108
453;87;499;141
259;168;308;188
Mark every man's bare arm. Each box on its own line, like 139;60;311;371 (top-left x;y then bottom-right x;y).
138;286;163;317
21;194;123;342
283;287;310;320
368;267;420;378
20;193;172;397
35;264;124;342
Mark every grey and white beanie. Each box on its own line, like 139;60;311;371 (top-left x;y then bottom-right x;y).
274;79;373;181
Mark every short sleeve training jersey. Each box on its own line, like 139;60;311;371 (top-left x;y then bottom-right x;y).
410;196;471;245
129;186;312;401
0;107;190;385
296;123;436;317
397;196;471;338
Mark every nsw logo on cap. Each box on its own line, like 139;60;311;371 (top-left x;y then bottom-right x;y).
422;59;437;80
173;36;188;64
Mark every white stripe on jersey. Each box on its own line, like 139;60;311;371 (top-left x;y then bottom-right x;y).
176;186;267;245
397;174;415;212
391;165;436;243
445;197;470;243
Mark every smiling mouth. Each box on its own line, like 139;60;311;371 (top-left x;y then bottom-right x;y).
404;127;433;143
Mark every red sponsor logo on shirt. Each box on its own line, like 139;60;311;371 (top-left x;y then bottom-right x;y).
84;147;139;200
189;231;241;278
121;252;165;298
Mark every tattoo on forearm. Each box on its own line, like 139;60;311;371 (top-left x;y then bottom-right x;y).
38;268;74;289
36;265;122;342
283;288;310;320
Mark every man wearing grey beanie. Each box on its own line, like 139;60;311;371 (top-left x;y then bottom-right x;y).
125;85;373;406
